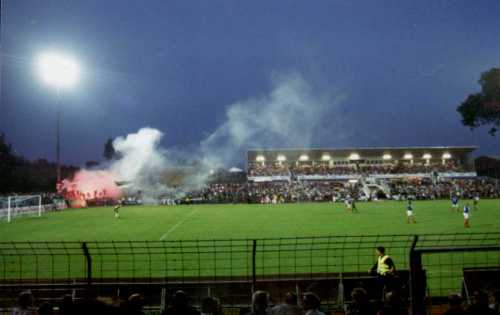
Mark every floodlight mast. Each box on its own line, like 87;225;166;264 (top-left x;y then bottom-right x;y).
36;51;80;184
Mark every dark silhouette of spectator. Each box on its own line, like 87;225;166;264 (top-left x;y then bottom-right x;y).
302;292;324;315
442;294;466;315
201;296;222;315
59;295;74;315
246;290;270;315
346;287;376;315
11;290;34;315
164;290;200;315
123;293;145;315
270;292;302;315
466;291;498;315
489;290;500;313
378;291;407;315
37;302;54;315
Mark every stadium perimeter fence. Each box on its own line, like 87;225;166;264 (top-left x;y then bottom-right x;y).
1;233;500;313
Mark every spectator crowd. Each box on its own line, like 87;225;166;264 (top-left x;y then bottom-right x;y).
8;286;499;315
248;161;465;177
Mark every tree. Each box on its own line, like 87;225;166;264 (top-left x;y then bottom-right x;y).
457;68;500;135
103;138;118;160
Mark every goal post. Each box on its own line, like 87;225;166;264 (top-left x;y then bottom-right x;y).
1;195;43;223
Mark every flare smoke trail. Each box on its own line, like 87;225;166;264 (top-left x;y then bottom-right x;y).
61;72;346;203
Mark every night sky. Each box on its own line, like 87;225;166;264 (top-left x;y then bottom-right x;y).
1;1;500;166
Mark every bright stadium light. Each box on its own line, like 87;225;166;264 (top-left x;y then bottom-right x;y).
37;51;81;89
442;153;452;159
256;155;266;162
321;154;331;161
276;154;287;162
422;153;432;160
403;153;413;160
348;153;360;160
299;154;309;161
382;154;392;160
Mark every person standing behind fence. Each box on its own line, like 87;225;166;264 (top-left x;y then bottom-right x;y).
246;291;270;315
370;246;397;293
11;290;34;315
302;292;324;315
163;290;200;315
270;292;302;315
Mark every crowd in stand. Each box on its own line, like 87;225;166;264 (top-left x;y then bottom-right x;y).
177;177;499;205
9;287;500;315
248;161;465;177
389;178;500;200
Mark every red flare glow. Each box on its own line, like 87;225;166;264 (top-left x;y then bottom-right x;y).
58;170;123;208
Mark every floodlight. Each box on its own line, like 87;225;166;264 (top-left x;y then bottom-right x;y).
403;153;413;160
276;155;287;162
348;153;360;160
37;51;80;89
299;154;309;161
256;155;266;162
442;153;452;159
422;153;432;160
321;154;331;161
382;154;392;160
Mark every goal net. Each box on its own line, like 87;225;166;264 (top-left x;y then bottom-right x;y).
0;195;42;222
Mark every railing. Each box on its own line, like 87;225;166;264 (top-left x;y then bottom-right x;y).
1;233;499;285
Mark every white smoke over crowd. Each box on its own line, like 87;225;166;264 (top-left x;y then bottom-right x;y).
62;72;347;202
200;72;337;168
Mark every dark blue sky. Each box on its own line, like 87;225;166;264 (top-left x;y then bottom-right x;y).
1;0;499;165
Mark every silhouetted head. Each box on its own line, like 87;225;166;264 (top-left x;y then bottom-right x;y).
18;290;33;309
252;291;269;312
302;292;320;311
284;292;298;306
376;246;385;256
351;288;368;304
171;290;189;309
448;293;462;308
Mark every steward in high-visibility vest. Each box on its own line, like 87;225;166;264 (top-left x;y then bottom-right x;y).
370;246;396;277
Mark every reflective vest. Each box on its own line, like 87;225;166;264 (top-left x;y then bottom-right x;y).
377;255;391;275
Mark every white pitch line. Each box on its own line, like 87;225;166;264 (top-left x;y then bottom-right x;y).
160;208;199;240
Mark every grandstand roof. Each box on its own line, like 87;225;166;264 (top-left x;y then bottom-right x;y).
247;146;477;161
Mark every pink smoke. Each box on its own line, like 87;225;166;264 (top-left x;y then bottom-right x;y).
58;170;123;208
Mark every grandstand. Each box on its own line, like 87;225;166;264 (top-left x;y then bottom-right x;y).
247;146;477;179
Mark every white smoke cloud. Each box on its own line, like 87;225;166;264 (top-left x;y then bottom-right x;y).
68;72;347;202
200;72;346;168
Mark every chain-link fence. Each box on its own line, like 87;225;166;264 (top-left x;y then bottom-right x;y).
1;233;500;313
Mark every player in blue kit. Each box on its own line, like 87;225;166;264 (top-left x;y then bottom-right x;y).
406;199;416;224
463;203;471;228
451;194;459;212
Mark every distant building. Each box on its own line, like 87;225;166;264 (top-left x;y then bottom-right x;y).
475;156;500;179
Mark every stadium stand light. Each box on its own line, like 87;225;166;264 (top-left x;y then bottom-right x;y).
36;51;81;184
256;155;266;162
277;154;287;162
299;154;309;161
348;153;360;160
321;154;331;161
403;153;413;160
382;153;392;160
442;153;452;159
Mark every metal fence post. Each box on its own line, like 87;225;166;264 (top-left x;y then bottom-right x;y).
409;236;426;315
252;239;257;293
81;242;92;286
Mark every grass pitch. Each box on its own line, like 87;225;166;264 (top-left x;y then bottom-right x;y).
1;200;499;296
1;200;499;241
